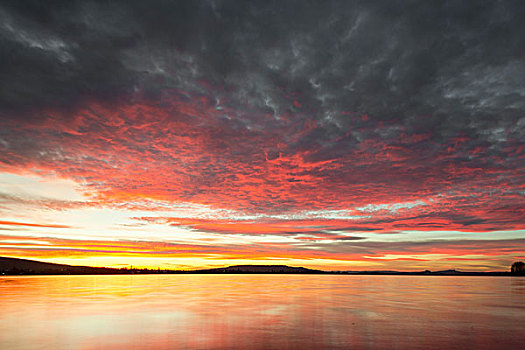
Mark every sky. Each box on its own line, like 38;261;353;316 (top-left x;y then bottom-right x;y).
0;0;524;271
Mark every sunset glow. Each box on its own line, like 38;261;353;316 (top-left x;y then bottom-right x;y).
0;1;524;271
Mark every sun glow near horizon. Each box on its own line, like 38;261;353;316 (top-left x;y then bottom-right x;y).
1;172;522;272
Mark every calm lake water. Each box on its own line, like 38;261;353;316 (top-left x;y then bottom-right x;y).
0;275;524;349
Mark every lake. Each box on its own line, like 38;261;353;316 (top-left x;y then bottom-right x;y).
0;275;523;349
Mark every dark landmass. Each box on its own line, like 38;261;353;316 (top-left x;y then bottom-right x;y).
0;257;517;276
0;256;121;275
191;265;323;274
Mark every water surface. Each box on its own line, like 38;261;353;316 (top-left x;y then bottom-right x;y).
1;275;523;349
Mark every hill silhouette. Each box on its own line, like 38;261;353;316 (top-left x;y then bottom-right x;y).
0;256;118;275
194;265;324;274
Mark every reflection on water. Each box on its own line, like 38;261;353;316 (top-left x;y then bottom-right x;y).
0;275;524;349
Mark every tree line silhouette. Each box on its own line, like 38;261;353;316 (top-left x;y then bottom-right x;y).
511;261;524;275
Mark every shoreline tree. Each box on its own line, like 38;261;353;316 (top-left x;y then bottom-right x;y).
511;261;524;275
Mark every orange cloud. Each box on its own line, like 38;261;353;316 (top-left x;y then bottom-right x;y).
0;220;70;229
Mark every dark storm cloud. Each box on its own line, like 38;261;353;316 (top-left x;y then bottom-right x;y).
2;0;524;123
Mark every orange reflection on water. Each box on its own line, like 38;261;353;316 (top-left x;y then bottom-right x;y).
0;275;524;349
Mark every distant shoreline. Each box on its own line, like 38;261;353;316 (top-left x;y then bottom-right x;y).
1;257;520;276
0;272;517;276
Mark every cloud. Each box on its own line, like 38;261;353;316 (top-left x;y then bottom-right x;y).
0;220;70;229
0;90;523;232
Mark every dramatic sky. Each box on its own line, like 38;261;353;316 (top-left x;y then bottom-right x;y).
0;0;524;271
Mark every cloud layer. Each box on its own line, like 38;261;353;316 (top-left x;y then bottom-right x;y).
0;1;523;270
